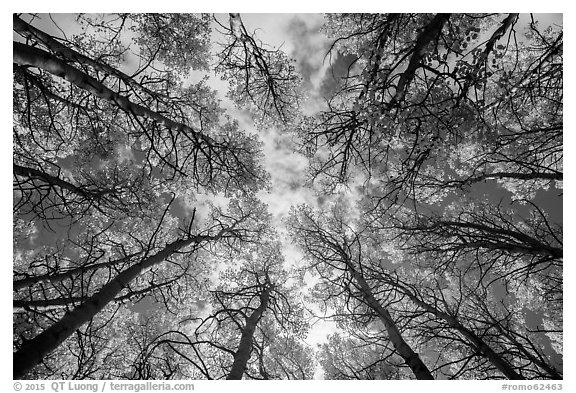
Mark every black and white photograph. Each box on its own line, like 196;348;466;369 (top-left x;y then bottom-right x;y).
12;10;564;386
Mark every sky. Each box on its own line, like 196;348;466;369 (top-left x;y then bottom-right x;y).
8;11;343;378
209;14;344;368
213;12;564;366
5;7;572;386
7;11;391;379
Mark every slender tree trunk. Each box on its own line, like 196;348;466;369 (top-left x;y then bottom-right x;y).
485;14;519;51
437;220;563;259
349;268;434;380
493;325;562;379
461;241;562;259
14;279;173;312
226;286;272;380
14;276;178;313
13;251;143;291
13;233;213;379
463;171;562;184
397;285;524;380
13;42;209;146
14;297;84;310
442;169;563;189
389;13;451;107
14;164;116;201
13;14;157;98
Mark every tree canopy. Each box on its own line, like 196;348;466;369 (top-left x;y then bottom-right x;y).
13;13;562;381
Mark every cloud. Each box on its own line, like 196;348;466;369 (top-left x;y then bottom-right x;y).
258;131;315;223
282;15;361;114
318;53;358;99
284;15;332;95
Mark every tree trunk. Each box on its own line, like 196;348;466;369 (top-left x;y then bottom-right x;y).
12;164;116;202
13;14;157;98
398;285;524;380
13;251;143;291
350;269;434;380
389;13;451;107
14;297;84;311
14;164;112;201
14;275;178;312
226;286;271;380
464;171;562;184
13;234;209;379
13;42;209;147
438;220;563;259
493;324;562;379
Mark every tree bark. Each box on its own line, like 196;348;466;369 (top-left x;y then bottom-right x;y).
226;285;272;380
349;268;434;380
